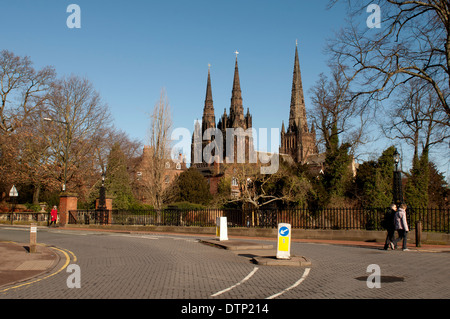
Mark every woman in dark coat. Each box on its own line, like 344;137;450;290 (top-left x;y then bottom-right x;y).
383;204;396;250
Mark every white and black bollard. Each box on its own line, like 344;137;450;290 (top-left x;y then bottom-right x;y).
30;223;37;253
216;217;228;241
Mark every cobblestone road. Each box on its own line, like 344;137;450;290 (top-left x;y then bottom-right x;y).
1;227;449;301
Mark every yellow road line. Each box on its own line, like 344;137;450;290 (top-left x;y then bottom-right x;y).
62;247;77;263
0;246;74;293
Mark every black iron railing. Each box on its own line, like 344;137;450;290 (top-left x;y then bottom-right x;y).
67;207;450;233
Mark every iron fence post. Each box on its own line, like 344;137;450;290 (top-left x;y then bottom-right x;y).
415;220;422;247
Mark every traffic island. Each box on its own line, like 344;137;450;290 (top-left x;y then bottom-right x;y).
248;223;311;267
200;238;312;267
200;239;273;251
251;255;311;267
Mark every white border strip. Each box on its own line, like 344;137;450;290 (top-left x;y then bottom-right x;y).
211;267;259;297
266;268;311;299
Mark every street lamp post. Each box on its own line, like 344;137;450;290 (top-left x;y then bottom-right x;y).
96;172;108;225
98;172;106;210
393;148;403;205
44;117;69;192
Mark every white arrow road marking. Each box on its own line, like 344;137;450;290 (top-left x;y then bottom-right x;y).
211;266;259;297
266;267;311;299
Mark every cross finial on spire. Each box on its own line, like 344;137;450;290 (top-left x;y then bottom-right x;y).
296;39;298;47
234;50;239;58
208;63;211;70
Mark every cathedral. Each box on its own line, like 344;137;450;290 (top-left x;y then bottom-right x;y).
279;44;318;164
191;44;318;175
191;52;254;169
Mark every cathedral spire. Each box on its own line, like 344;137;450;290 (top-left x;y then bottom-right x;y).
205;64;213;109
280;42;317;164
289;42;308;133
202;65;215;132
230;52;244;123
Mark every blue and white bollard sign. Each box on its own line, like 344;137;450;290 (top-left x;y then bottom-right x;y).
216;217;228;241
276;223;291;259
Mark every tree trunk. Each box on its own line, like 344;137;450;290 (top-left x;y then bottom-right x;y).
32;184;41;205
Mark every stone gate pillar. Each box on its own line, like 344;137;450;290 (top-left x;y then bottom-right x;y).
59;193;78;226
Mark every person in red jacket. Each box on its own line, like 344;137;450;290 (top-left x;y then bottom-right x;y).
49;206;58;227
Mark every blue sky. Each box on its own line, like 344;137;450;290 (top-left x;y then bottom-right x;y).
2;0;449;179
1;1;348;140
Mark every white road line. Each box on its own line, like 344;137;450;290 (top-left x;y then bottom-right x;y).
162;236;199;243
115;234;159;239
211;267;259;297
266;268;311;299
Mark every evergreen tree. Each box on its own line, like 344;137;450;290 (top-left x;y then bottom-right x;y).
405;147;429;208
323;143;352;197
105;143;136;210
353;160;377;205
175;168;211;205
322;124;353;199
353;146;395;207
428;161;449;208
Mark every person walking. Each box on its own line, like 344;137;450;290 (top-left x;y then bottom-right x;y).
49;205;58;227
394;203;409;251
383;204;397;250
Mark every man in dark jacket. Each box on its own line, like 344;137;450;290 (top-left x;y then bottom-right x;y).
383;204;397;250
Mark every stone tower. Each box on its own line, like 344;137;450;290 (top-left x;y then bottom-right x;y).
191;66;217;166
201;65;216;134
217;54;254;163
280;43;318;163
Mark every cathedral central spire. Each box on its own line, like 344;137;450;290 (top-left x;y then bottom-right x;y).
280;42;318;164
289;43;308;133
216;52;253;163
230;54;244;123
204;65;214;110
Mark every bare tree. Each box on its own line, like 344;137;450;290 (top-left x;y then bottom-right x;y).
308;64;370;156
92;126;142;175
0;50;55;133
139;89;173;210
222;161;312;210
11;112;55;203
44;75;112;196
0;51;55;197
383;79;449;161
328;0;450;124
0;128;51;201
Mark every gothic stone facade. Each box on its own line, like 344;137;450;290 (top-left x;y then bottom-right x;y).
279;44;318;164
191;45;320;195
191;56;254;172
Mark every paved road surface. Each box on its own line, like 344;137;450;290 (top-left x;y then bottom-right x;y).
1;226;449;303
